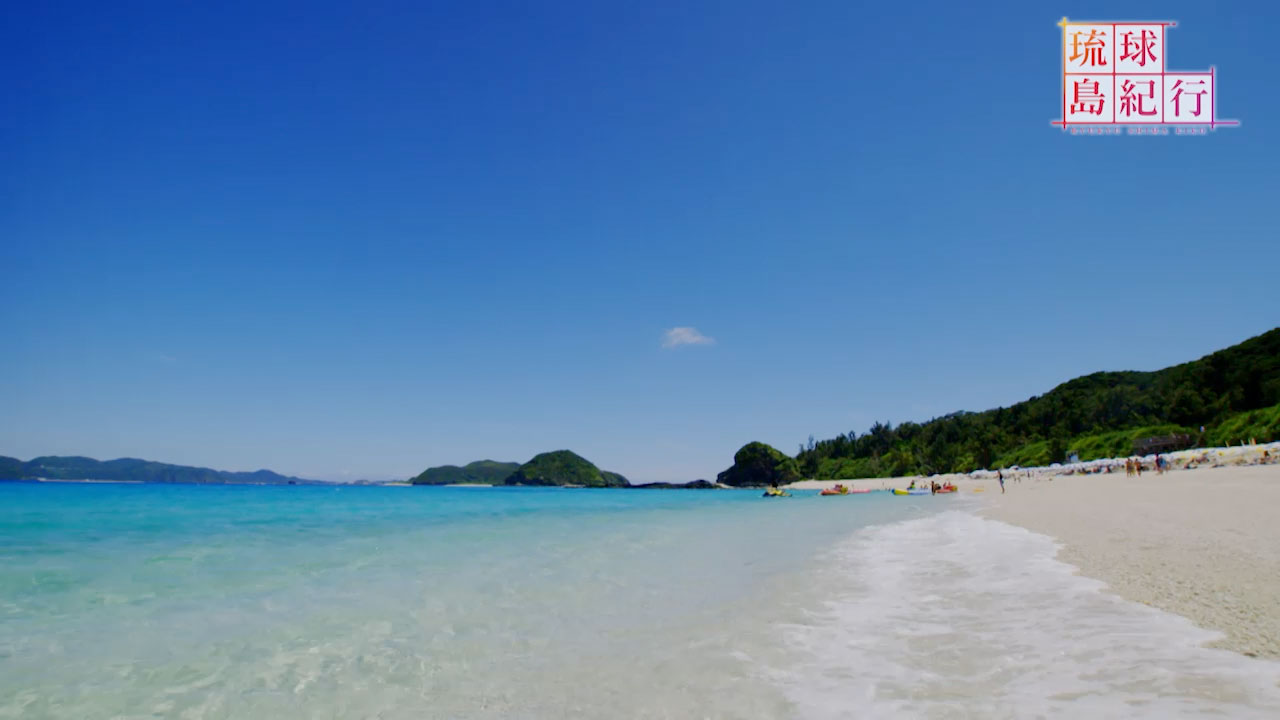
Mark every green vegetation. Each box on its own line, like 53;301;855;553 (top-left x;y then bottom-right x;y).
410;460;519;485
600;471;629;486
0;456;24;480
1064;424;1191;462
1207;403;1280;447
0;456;313;484
716;442;801;487
503;450;630;487
796;328;1280;477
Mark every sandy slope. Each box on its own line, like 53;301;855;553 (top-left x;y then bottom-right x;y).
982;463;1280;659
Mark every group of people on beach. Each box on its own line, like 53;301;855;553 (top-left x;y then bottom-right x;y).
905;479;958;494
1124;456;1170;476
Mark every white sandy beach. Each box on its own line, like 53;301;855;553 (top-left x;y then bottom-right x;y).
983;463;1280;659
788;461;1280;661
790;463;1280;659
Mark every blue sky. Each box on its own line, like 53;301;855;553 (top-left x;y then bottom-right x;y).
2;1;1277;481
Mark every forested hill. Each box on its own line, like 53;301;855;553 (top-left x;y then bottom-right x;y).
410;460;519;485
796;327;1280;478
0;456;316;484
409;451;631;487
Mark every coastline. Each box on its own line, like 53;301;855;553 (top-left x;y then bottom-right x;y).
785;464;1280;659
982;463;1280;659
786;474;995;492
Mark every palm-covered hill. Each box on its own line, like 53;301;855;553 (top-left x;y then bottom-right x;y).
796;328;1280;478
0;456;314;484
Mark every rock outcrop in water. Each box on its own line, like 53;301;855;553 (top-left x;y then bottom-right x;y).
716;442;801;487
503;450;630;487
409;460;519;485
629;479;719;489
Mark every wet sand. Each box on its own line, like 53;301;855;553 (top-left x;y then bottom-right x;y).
983;463;1280;659
787;464;1280;658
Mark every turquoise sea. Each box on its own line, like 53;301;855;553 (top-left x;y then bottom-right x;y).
2;482;1279;718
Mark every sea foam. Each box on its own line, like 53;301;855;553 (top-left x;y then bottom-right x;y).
771;509;1280;719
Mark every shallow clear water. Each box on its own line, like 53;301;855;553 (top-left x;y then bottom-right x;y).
1;483;1278;718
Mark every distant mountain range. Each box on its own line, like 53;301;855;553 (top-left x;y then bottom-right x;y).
0;456;318;485
0;451;637;489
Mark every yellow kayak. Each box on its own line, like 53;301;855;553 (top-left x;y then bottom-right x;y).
892;488;909;495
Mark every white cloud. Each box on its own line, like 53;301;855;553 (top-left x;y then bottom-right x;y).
662;326;715;349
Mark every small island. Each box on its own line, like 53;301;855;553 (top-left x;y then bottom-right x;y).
409;450;631;488
409;460;520;486
715;441;801;487
406;444;794;490
505;450;629;487
628;479;718;490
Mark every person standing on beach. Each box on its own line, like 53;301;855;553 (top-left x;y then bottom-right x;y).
997;469;1005;494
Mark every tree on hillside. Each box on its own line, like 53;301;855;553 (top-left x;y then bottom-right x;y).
717;442;801;487
793;328;1280;477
